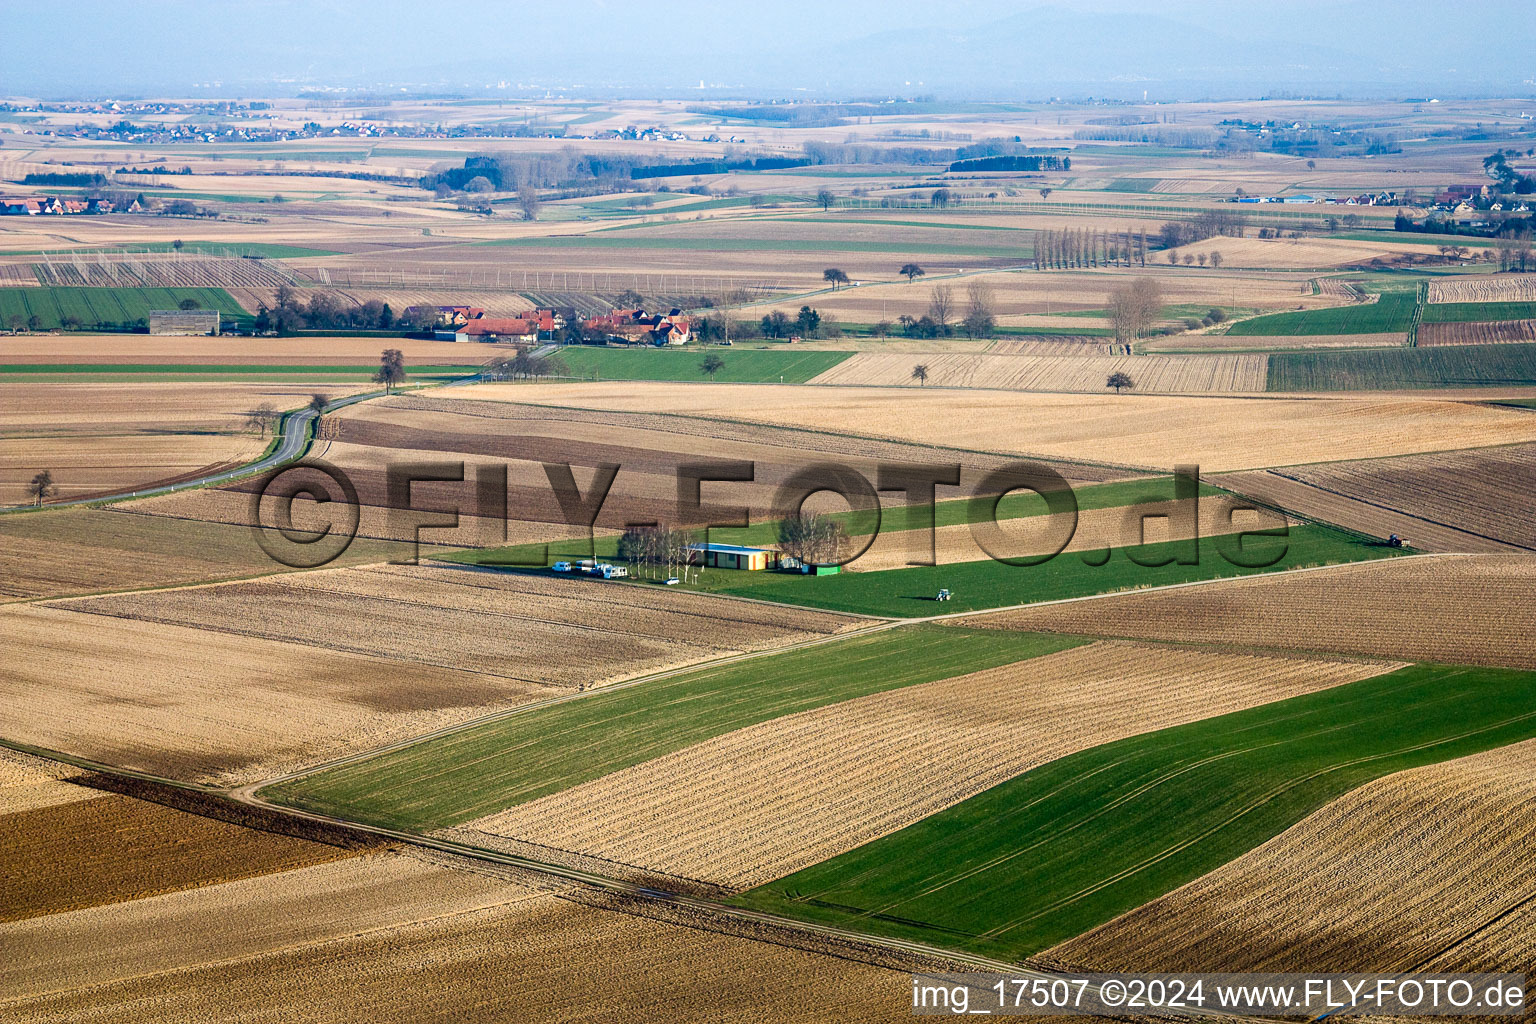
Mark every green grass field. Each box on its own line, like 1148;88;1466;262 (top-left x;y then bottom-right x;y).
1226;290;1417;336
264;626;1085;831
0;286;250;329
686;525;1401;617
735;663;1536;960
448;524;1403;619
1266;342;1536;390
1421;300;1536;323
551;346;850;383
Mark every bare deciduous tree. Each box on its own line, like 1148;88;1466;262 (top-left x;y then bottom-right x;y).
912;363;930;386
374;348;406;393
1108;277;1162;347
926;284;955;331
778;511;847;567
244;403;278;436
1107;371;1135;394
962;280;996;338
517;186;542;221
28;469;56;507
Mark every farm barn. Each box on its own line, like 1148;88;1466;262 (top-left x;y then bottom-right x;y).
148;310;221;336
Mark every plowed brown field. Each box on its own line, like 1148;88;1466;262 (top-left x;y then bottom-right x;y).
448;643;1394;890
0;506;414;602
1418;319;1536;345
1215;470;1519;553
1049;739;1536;975
1276;443;1536;550
66;563;857;690
0;793;349;922
454;383;1536;472
960;554;1536;669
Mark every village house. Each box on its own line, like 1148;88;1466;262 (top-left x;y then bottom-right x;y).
582;307;692;346
0;194;116;215
430;307;563;343
438;317;538;343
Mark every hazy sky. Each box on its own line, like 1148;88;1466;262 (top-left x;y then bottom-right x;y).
3;0;1533;99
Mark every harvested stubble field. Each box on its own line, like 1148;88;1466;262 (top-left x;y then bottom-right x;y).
0;748;94;814
462;383;1536;472
734;662;1536;961
1429;274;1536;304
0;854;926;1023
988;338;1112;355
1216;469;1520;554
452;643;1395;891
1050;738;1536;975
1418;318;1536;345
843;495;1279;572
1141;332;1406;352
1271;443;1536;550
68;563;858;690
1165;234;1438;269
0;791;349;923
807;351;1268;393
0;603;560;784
961;553;1536;669
0;506;414;602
